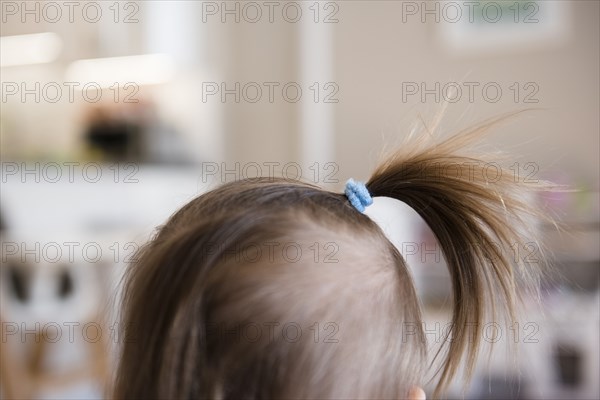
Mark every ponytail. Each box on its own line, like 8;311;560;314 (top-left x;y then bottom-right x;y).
366;114;553;395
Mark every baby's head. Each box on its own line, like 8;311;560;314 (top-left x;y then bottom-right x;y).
114;120;550;399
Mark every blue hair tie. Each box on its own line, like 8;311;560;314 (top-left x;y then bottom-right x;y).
344;178;373;213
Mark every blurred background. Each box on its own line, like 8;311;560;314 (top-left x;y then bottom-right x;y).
0;1;598;399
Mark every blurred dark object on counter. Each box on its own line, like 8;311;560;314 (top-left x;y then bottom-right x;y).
84;106;143;162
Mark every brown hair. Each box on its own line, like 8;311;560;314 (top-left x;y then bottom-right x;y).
113;115;553;399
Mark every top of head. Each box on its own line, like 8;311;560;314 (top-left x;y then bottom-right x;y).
114;113;554;400
123;177;423;398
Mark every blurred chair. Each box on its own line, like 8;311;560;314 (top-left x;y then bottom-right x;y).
0;255;111;399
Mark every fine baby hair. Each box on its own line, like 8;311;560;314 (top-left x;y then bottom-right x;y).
114;113;553;399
